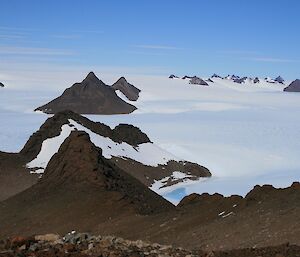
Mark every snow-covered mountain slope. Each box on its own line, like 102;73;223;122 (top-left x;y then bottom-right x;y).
27;119;179;173
20;112;210;196
0;74;300;204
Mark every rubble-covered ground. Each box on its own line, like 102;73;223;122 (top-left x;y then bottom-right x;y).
1;232;300;257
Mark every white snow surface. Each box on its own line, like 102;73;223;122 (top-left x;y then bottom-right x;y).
27;119;179;173
1;75;300;204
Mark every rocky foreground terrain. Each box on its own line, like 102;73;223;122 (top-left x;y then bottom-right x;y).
1;124;300;252
1;232;300;257
1;112;300;256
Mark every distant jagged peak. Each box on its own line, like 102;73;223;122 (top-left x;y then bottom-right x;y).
169;74;179;79
275;76;285;84
211;73;222;79
0;82;4;88
225;74;240;80
253;77;260;84
182;75;194;80
189;76;209;86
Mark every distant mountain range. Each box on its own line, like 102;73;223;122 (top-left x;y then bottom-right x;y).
170;74;287;85
169;74;300;92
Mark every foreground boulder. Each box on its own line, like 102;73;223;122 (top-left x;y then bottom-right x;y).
284;79;300;92
35;72;137;114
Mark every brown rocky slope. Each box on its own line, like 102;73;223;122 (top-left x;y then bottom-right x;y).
0;131;174;237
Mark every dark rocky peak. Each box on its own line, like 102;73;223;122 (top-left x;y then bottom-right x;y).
169;74;179;79
233;77;247;84
79;71;107;89
182;75;194;80
275;76;285;84
115;76;127;84
189;76;209;86
0;82;4;88
231;75;240;80
253;77;260;84
225;74;240;80
84;71;101;82
112;77;141;101
284;79;300;92
34;72;136;114
211;73;222;79
39;130;174;214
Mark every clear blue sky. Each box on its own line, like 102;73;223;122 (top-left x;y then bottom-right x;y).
1;0;300;79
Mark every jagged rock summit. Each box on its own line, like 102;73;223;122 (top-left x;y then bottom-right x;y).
35;72;137;114
112;77;141;101
284;79;300;92
0;82;4;87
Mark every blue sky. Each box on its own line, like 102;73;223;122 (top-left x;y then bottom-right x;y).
1;0;300;79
